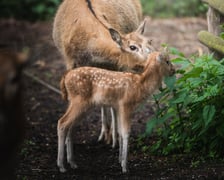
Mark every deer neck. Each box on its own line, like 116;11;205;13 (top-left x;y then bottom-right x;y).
139;61;162;96
94;43;137;71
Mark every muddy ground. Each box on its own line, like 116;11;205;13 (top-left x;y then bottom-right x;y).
1;17;224;179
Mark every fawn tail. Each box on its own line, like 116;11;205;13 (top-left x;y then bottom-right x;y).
60;71;69;101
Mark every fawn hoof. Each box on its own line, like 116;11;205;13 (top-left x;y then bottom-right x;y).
59;166;67;173
98;133;104;142
70;162;78;169
122;166;128;173
98;136;102;142
112;141;117;148
121;161;128;173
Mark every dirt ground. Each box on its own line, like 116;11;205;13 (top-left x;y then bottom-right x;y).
1;17;224;179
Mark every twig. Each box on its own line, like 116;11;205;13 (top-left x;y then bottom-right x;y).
23;70;61;95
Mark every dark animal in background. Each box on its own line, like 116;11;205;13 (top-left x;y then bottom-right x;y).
0;49;27;180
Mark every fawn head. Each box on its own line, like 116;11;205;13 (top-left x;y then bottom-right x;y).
155;50;175;77
109;19;155;61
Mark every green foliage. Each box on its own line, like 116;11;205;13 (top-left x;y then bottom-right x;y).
220;25;224;40
141;0;208;17
147;48;224;157
0;0;207;21
0;0;61;21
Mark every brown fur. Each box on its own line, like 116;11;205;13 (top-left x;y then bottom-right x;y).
0;49;26;179
52;0;154;70
57;51;175;173
53;0;155;145
60;70;70;101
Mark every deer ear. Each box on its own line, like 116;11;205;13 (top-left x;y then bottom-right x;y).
136;18;147;35
109;28;123;46
16;48;29;65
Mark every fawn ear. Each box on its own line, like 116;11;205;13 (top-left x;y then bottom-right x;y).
109;28;123;46
136;18;147;35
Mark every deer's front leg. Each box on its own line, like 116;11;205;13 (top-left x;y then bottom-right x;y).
98;106;109;142
110;107;117;148
118;106;131;173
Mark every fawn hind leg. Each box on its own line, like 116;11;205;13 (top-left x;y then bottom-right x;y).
98;106;110;142
57;98;87;172
66;125;78;169
110;107;117;148
117;106;131;173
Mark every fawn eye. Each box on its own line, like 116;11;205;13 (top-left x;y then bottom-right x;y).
129;45;138;51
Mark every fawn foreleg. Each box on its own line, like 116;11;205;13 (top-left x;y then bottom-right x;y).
117;106;131;173
57;98;87;172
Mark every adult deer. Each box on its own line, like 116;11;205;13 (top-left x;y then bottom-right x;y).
53;0;155;147
0;49;27;179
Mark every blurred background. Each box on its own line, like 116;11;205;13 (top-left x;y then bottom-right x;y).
3;1;224;179
0;0;208;21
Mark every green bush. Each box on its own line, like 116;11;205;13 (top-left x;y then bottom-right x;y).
147;48;224;157
0;0;61;21
0;0;207;21
141;0;208;17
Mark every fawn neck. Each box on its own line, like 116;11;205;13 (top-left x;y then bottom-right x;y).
138;55;162;97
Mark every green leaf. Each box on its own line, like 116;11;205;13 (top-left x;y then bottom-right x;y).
171;57;191;69
164;76;176;90
206;85;219;96
146;117;158;135
146;113;173;135
170;90;188;104
220;32;224;40
203;105;216;127
169;47;185;57
188;77;202;87
182;67;203;80
33;4;45;14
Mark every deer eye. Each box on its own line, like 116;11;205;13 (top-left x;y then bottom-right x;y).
129;45;138;51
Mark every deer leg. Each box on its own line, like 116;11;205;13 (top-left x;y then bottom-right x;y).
57;118;69;172
98;106;107;142
98;106;112;143
110;107;117;148
117;112;122;163
121;132;129;173
57;98;87;172
66;125;78;169
118;106;131;173
118;134;123;164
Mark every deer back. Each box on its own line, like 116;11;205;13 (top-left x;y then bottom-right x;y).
53;0;153;71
